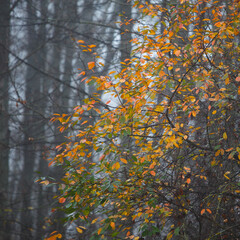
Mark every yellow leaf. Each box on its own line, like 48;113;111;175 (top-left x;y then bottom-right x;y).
192;111;196;117
76;227;83;234
174;49;181;56
225;77;230;85
113;162;120;170
75;194;80;202
79;151;85;157
88;62;95;70
155;105;164;112
110;222;115;230
220;149;224;155
166;231;173;240
224;171;230;180
91;218;99;224
223;132;227;140
40;180;49;185
184;167;190;172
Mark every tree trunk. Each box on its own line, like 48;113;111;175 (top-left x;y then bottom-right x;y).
20;0;45;238
0;0;10;239
35;1;48;239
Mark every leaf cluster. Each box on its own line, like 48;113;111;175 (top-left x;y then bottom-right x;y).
46;0;240;239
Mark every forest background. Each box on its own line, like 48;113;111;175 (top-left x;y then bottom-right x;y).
0;0;240;240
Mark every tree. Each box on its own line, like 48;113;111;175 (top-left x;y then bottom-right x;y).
49;0;240;239
2;0;133;238
0;0;10;239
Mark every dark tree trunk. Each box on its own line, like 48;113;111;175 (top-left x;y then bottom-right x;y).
20;0;46;238
0;0;10;239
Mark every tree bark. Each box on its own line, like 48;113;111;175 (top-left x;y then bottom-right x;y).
0;0;10;239
20;0;45;238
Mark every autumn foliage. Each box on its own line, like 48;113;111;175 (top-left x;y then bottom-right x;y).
45;0;240;239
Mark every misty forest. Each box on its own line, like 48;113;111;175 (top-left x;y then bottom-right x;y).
0;0;240;239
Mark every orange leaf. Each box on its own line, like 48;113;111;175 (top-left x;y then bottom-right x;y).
186;178;191;184
45;233;62;240
110;222;115;230
235;76;240;82
149;162;156;169
99;154;105;161
88;44;96;48
215;149;221;156
78;71;85;76
206;209;212;214
81;120;88;125
120;158;128;164
59;197;66;204
81;77;87;82
150;171;156;176
88;62;95;70
215;22;222;27
201;209;205;215
97;228;102;235
48;160;54;167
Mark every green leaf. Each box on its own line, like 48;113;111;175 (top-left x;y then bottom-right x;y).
120;115;126;123
132;155;138;161
96;147;102;152
111;231;119;237
174;227;180;236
